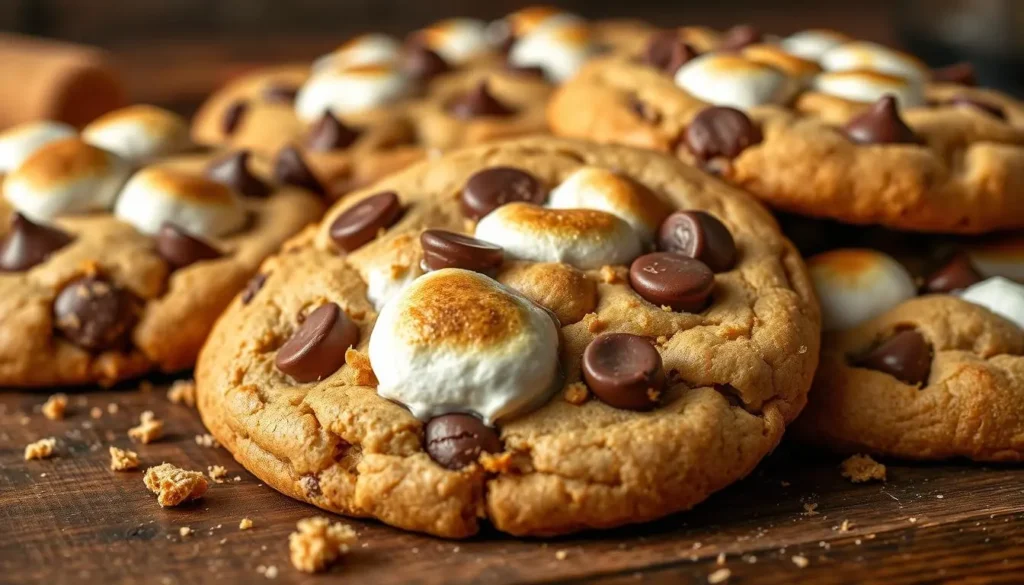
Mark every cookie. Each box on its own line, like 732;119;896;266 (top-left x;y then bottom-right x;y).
547;31;1024;234
195;136;820;538
794;248;1024;461
0;112;323;386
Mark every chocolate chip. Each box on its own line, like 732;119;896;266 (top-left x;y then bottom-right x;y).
273;146;325;196
329;191;403;252
275;303;359;383
461;167;545;220
629;252;714;312
657;211;737;272
222;100;248;135
844;96;921;145
948;96;1006;120
923;253;981;294
305;111;361;152
206;150;270;198
262;83;299;103
0;213;73;272
155;222;222;269
684;106;763;163
448;81;515;120
933;62;976;86
855;329;932;386
718;24;762;51
53;276;138;351
582;333;665;411
402;45;451;83
643;30;698;75
420;229;503;274
241;272;267;305
424;413;501;470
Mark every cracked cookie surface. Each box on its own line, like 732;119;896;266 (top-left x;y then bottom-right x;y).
195;137;820;538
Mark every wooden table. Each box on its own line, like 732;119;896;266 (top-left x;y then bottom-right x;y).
2;378;1023;585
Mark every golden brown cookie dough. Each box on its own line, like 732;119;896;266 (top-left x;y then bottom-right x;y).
195;137;820;538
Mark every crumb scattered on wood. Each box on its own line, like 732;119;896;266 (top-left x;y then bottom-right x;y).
555;550;568;560
109;446;140;471
179;527;192;537
708;568;731;583
563;382;589;405
24;437;56;460
840;519;852;532
716;552;726;565
803;503;819;516
42;394;68;420
128;412;164;444
208;465;228;483
289;517;357;573
107;403;119;414
841;454;886;483
195;433;219;448
167;380;197;407
792;555;809;568
143;463;208;507
240;518;254;530
257;565;279;579
90;406;103;419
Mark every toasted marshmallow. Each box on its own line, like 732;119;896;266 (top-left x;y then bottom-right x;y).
813;70;925;108
967;237;1024;282
489;6;583;44
742;44;821;87
295;64;410;122
0;121;76;174
312;33;402;72
369;268;560;423
820;41;928;82
4;138;130;221
475;203;641;270
960;277;1024;330
675;53;791;109
808;249;917;331
507;20;593;83
113;167;246;237
547;166;672;242
82;105;191;163
780;29;852;61
418;18;491;64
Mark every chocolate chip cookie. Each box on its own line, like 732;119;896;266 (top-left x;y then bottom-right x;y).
195;136;820;538
0;118;323;386
548;32;1024;234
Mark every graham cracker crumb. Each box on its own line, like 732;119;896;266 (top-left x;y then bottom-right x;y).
109;446;140;471
90;406;103;419
128;412;164;444
179;527;192;537
708;568;731;583
195;433;219;448
42;394;68;420
803;503;819;516
208;465;228;483
563;382;590;405
143;463;208;507
24;437;56;460
240;518;254;530
345;348;378;387
792;555;809;568
841;454;887;483
167;380;197;407
289;517;357;573
555;550;568;560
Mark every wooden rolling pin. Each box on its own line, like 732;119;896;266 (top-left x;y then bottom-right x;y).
0;34;126;129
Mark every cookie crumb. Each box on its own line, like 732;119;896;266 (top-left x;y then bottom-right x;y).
563;382;590;405
107;403;119;414
344;348;378;387
42;394;68;420
599;265;623;284
479;451;514;473
143;463;208;507
208;465;228;483
179;526;192;537
24;437;56;460
555;550;568;561
90;406;103;419
792;555;809;568
840;519;853;532
128;412;164;444
908;517;918;524
167;380;197;407
803;503;819;516
195;433;219;448
240;518;254;530
109;446;140;471
716;552;726;565
289;516;357;573
257;565;279;579
708;568;731;583
841;454;886;483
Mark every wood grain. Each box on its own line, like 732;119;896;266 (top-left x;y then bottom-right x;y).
2;379;1023;584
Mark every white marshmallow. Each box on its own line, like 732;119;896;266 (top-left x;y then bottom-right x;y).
364;261;424;311
0;121;76;174
487;7;583;46
812;70;925;108
960;277;1024;330
312;33;402;72
780;29;852;61
808;249;917;331
82;105;191;163
547;166;671;242
967;237;1024;282
475;203;641;270
418;18;492;64
295;64;410;122
507;20;593;83
674;53;791;109
369;268;560;424
113;167;246;238
3;138;130;221
819;41;929;82
742;44;821;89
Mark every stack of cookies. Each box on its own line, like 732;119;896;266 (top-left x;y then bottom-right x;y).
3;7;1022;541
